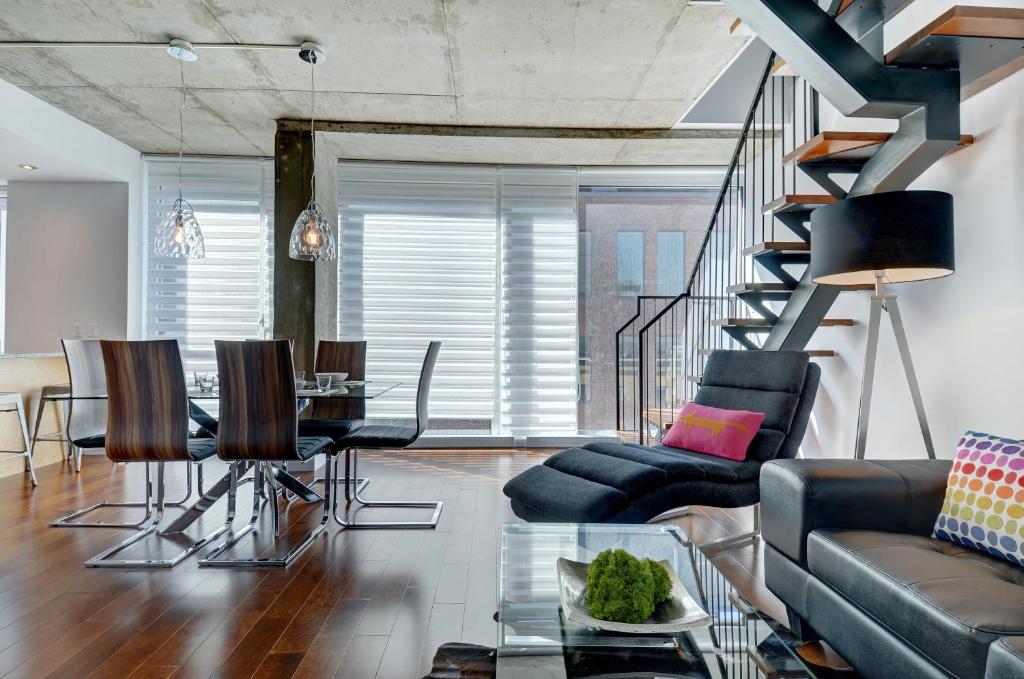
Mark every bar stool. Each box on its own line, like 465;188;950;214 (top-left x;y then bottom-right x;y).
0;392;37;487
200;340;336;568
83;340;228;568
30;385;72;462
332;341;443;529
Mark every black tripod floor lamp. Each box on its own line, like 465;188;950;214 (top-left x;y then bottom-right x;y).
811;190;955;460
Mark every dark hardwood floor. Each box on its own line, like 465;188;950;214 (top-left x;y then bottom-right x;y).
0;450;780;679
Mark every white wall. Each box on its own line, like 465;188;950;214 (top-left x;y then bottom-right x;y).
801;67;1024;460
4;182;130;353
0;78;143;345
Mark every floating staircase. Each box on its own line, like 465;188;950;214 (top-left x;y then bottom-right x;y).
616;0;1018;443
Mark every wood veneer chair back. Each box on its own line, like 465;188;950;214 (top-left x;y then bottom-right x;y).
62;338;108;443
310;340;367;420
215;339;302;461
100;340;191;462
415;341;442;437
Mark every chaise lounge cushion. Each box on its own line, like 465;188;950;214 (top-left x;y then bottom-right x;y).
807;529;1024;679
583;442;763;483
503;463;629;522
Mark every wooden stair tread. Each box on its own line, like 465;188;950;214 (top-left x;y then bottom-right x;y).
761;194;837;215
887;7;1024;63
713;317;854;328
698;348;835;357
727;282;794;293
743;241;811;256
783;131;975;166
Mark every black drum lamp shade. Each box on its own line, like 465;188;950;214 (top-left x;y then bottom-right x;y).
811;190;955;286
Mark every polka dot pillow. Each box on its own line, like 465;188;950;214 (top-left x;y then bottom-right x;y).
932;431;1024;565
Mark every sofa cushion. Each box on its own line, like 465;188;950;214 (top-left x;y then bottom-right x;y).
808;529;1024;679
502;464;627;523
543;447;667;496
986;636;1024;679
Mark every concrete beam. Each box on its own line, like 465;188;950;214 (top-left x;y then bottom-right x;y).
274;128;316;375
277;119;753;140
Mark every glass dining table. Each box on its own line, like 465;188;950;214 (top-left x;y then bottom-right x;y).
48;379;403;534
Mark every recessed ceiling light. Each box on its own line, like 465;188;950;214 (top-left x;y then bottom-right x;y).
18;164;37;171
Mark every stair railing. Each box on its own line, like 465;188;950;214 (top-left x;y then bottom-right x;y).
617;53;820;444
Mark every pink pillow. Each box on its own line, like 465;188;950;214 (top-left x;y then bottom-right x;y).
661;403;766;461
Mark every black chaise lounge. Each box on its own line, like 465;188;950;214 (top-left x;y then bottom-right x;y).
503;350;820;544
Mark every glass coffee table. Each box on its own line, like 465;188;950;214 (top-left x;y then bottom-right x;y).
498;523;841;679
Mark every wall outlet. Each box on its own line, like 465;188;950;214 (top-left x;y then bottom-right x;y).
85;323;98;338
72;322;82;338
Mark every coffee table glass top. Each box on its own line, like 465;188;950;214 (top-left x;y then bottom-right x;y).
497;523;825;679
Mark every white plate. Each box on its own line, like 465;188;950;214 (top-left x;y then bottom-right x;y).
556;557;711;634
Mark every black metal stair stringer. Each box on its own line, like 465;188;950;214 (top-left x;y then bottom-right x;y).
722;0;962;351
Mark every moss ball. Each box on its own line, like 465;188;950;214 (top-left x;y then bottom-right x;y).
586;549;659;624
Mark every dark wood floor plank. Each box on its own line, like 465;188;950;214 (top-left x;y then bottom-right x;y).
291;598;368;679
333;634;388;679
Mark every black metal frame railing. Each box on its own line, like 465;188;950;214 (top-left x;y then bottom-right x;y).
616;53;820;443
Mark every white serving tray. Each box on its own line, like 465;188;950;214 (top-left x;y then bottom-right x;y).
557;557;712;634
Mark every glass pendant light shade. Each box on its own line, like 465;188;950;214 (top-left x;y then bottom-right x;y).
154;198;205;259
288;198;336;261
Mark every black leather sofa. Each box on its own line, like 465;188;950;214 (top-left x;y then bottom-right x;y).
761;459;1024;679
503;350;819;524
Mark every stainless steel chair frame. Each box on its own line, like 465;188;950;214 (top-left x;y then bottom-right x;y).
200;457;333;568
0;395;37;487
331;448;442;529
50;460;204;528
83;462;232;568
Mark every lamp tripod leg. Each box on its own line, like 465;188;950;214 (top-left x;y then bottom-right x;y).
886;295;936;459
854;291;883;460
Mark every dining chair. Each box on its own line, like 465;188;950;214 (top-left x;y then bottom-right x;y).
332;340;443;529
61;339;107;472
299;340;367;440
81;340;228;567
51;339;205;528
200;339;336;567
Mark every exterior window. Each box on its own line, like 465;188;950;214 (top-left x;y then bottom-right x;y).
616;232;644;296
578;335;591;403
143;157;274;374
657;232;685;295
578;231;592;298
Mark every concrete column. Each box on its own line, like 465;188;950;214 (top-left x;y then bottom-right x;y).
314;148;338;343
274;128;316;374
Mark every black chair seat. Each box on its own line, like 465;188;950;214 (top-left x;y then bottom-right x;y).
71;434;105;449
337;424;417;449
186;438;218;461
808;529;1024;679
298;418;364;441
295;436;335;461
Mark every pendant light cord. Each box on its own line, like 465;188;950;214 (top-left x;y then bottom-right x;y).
178;57;185;203
309;59;317;203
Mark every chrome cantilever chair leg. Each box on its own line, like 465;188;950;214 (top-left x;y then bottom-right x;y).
332;448;442;529
50;460;199;528
83;462;232;568
200;458;333;568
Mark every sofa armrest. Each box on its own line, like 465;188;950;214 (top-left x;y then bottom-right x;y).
986;637;1024;679
761;459;952;567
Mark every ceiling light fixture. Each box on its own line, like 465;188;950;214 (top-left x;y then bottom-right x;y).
17;164;37;171
153;39;204;260
288;41;335;262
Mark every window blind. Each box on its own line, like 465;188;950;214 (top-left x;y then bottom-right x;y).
499;167;579;436
143;157;274;373
337;162;499;427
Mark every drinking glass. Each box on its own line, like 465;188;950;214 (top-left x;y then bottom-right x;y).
316;373;331;392
294;370;305;389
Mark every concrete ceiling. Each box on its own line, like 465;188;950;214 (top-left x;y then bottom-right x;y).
0;0;747;164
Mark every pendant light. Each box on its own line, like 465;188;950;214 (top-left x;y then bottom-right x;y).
154;39;205;259
288;42;336;262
